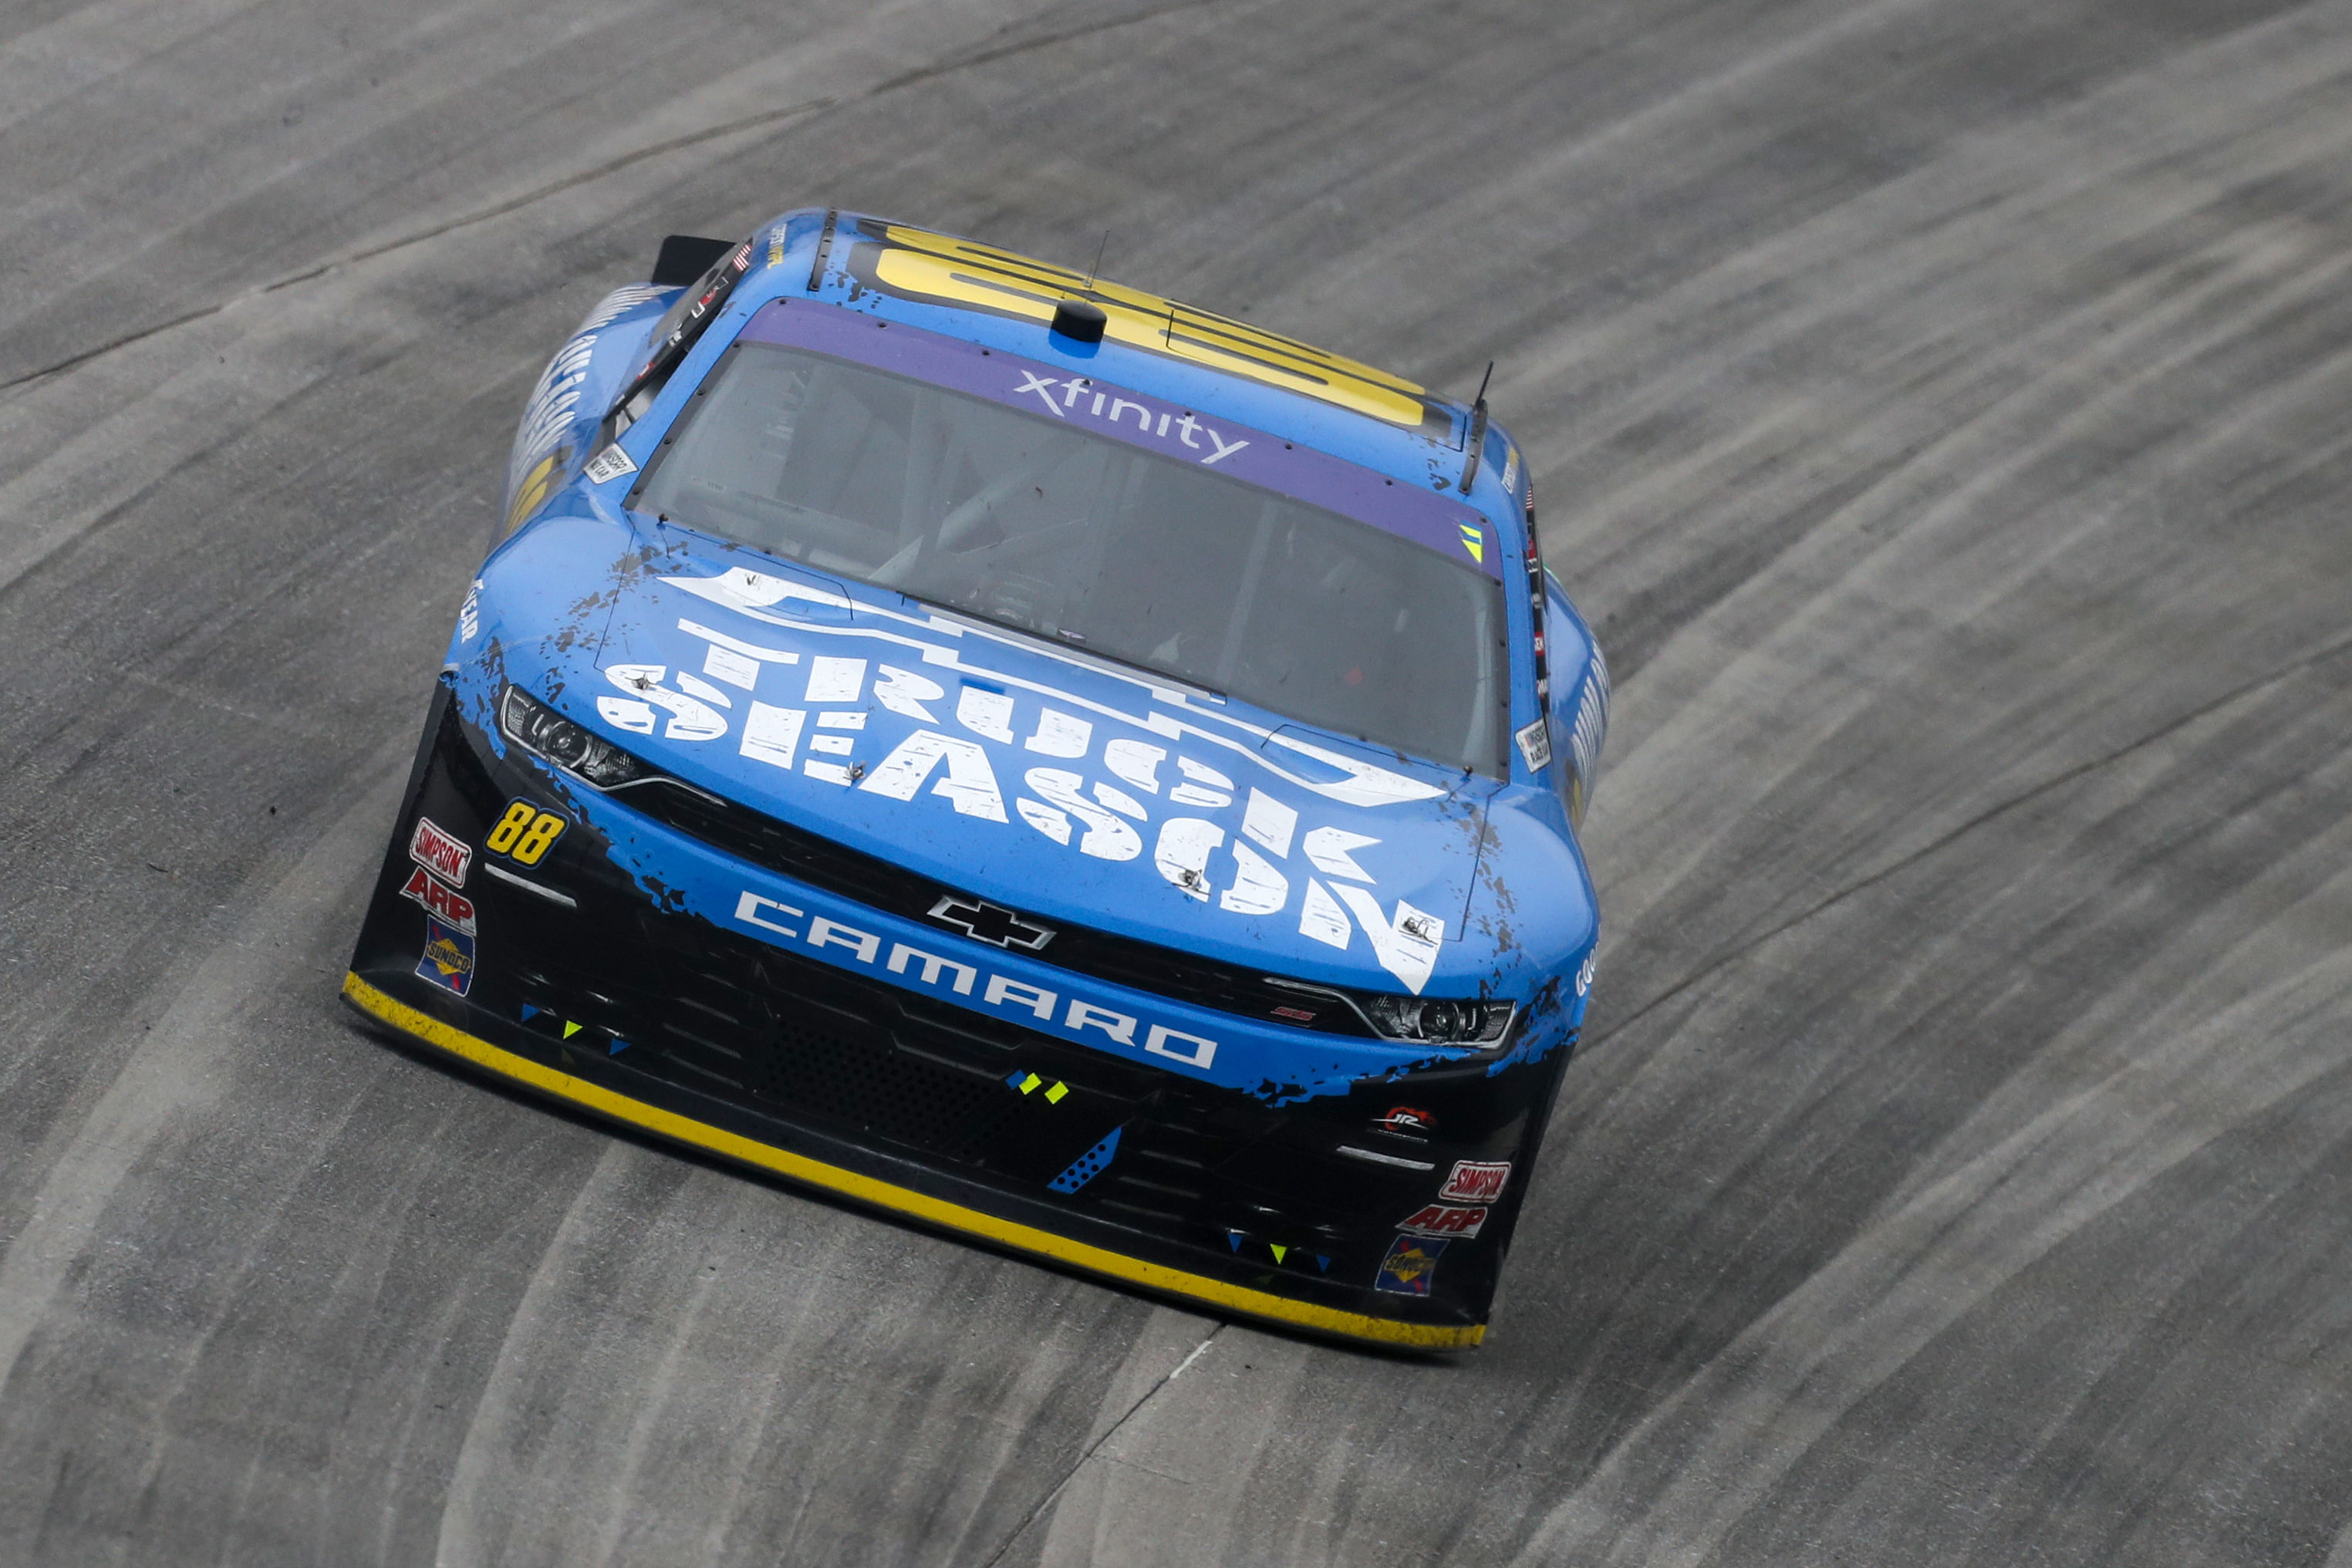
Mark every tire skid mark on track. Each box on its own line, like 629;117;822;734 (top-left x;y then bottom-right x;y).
0;747;406;1390
1585;623;2352;1056
1589;187;2352;936
1513;886;2352;1567
0;0;1227;399
0;96;835;400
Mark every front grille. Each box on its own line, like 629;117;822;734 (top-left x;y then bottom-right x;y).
615;774;1379;1035
637;909;1043;1165
496;900;1433;1246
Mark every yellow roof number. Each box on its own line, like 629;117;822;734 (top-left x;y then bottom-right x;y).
856;224;1436;430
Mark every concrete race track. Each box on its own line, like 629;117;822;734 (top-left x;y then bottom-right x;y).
6;1;2352;1562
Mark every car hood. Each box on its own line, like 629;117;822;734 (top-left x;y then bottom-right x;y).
468;511;1503;997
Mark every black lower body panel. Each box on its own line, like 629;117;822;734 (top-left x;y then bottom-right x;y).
344;686;1572;1349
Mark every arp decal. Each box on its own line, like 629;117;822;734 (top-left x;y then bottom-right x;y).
398;867;477;934
409;816;471;886
1396;1203;1487;1239
1375;1234;1446;1296
1439;1161;1510;1202
416;917;477;997
485;800;567;868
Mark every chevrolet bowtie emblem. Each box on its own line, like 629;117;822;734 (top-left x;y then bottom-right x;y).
927;894;1056;952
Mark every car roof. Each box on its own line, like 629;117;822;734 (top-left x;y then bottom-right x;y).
724;209;1522;526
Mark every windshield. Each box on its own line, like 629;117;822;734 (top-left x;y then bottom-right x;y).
634;343;1507;774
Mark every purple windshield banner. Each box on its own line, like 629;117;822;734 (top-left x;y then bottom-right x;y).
733;299;1500;580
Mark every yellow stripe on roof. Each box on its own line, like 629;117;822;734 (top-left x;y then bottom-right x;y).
343;973;1483;1351
855;224;1436;430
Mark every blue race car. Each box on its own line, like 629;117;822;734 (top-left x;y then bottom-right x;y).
345;211;1608;1350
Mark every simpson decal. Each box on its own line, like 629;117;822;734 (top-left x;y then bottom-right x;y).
409;817;471;886
1439;1161;1510;1202
1375;1234;1446;1296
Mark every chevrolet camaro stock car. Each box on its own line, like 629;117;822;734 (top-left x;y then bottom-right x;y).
344;209;1610;1350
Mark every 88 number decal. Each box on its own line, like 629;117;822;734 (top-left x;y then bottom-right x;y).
486;800;567;866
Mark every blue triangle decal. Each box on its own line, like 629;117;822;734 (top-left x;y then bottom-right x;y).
609;1037;630;1054
520;1004;541;1022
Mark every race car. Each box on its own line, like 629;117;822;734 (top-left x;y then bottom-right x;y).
344;210;1608;1350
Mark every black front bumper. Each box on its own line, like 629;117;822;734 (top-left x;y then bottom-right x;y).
346;686;1574;1348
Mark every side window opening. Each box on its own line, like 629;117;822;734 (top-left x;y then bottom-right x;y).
605;236;756;438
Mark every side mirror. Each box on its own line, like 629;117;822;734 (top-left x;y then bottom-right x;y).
650;234;737;287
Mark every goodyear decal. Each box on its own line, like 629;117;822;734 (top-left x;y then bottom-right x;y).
844;222;1446;433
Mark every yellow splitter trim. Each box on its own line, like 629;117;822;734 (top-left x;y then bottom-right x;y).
344;973;1483;1350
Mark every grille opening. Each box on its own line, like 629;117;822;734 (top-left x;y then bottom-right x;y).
493;896;1463;1263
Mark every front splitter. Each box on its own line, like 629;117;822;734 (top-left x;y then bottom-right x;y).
343;971;1484;1351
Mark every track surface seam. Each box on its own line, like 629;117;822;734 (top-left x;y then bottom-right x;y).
0;0;1223;398
1585;620;2352;1052
979;1326;1227;1567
